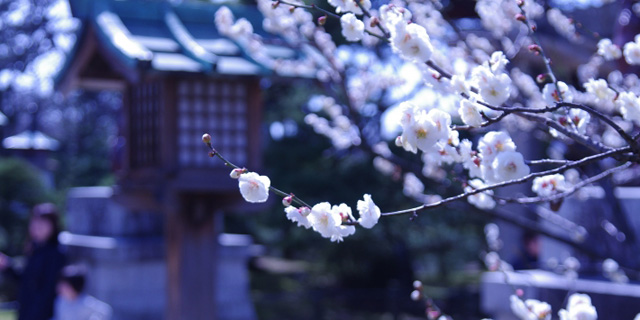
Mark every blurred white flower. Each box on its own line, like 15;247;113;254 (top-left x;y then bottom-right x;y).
340;13;364;42
597;38;621;60
466;179;496;210
558;293;597;320
532;174;567;197
616;92;640;125
623;35;640;65
584;78;615;105
510;295;552;320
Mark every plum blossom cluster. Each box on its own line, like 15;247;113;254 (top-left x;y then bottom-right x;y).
283;194;381;242
283;194;380;242
304;95;361;149
227;165;381;242
510;293;597;320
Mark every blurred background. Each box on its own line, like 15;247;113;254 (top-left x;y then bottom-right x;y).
0;0;639;319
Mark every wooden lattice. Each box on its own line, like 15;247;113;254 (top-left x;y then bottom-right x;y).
177;79;248;168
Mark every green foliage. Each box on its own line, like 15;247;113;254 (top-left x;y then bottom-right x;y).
0;158;50;255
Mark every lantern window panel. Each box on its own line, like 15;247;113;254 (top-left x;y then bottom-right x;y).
176;79;249;168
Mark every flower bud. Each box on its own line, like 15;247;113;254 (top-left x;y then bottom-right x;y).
516;288;524;297
528;44;541;55
272;1;280;8
515;13;526;22
208;151;216;157
230;168;246;179
299;207;311;216
318;15;327;26
370;17;379;28
282;195;293;207
516;0;524;7
531;25;537;32
413;280;423;289
536;73;547;83
289;6;295;13
395;136;403;147
410;290;421;301
202;133;212;144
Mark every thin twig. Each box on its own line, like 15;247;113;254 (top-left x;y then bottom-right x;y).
496;162;632;204
381;147;631;216
204;141;312;208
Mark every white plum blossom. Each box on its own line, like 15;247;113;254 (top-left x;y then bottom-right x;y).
623;35;640;65
285;206;312;229
549;108;591;137
404;112;438;152
307;202;356;242
478;131;516;163
390;23;434;63
450;74;470;95
379;4;412;31
492;151;530;183
558;293;597;320
238;172;271;203
584;78;616;105
510;295;552;320
459;99;484;127
308;202;340;239
340;13;365;42
328;0;371;14
357;194;381;229
330;203;356;242
465;179;496;210
597;38;621;60
532;174;567;197
428;108;452;141
616;91;640;125
542;81;573;106
489;51;509;73
398;103;451;153
473;64;512;106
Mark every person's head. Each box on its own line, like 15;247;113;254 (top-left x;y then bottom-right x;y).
58;264;87;300
28;203;60;245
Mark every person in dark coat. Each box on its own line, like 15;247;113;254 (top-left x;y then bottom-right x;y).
0;203;66;320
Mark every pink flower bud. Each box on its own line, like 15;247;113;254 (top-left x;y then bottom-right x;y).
282;195;293;207
318;15;327;26
515;13;526;22
230;168;246;179
202;133;212;144
528;44;541;55
299;207;311;216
